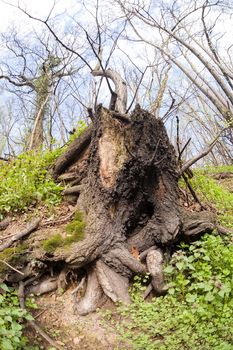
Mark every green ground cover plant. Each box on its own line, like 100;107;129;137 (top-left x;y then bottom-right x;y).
0;149;63;219
189;166;233;227
66;120;87;144
0;283;38;350
0;120;87;220
109;168;233;350
0;122;88;349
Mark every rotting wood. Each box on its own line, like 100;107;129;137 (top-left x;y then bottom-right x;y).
41;106;215;313
52;125;93;179
0;218;40;252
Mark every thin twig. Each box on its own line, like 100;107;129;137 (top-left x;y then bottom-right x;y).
0;233;17;241
182;173;205;209
71;276;86;296
0;260;24;275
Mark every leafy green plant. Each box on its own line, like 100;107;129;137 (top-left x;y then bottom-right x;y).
0;120;88;220
112;234;233;350
0;283;37;350
66;120;87;144
0;149;63;219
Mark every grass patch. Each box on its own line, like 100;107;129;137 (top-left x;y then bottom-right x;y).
189;168;233;228
198;165;233;174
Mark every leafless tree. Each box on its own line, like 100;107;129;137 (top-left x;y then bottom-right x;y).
116;0;233;165
0;28;80;150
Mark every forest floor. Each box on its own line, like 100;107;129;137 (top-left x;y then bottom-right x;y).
1;203;121;349
1;165;232;350
27;168;233;349
26;290;118;350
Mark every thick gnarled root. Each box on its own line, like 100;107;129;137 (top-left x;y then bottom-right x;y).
96;260;131;304
146;248;167;296
74;266;106;316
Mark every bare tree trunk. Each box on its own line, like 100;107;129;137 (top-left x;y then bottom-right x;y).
28;94;50;150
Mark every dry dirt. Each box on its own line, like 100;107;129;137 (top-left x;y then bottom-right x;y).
27;288;120;350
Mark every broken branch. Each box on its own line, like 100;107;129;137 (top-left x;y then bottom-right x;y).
0;218;40;252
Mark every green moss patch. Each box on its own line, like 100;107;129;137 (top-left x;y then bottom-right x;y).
65;211;85;242
42;211;86;253
0;244;28;274
42;233;64;253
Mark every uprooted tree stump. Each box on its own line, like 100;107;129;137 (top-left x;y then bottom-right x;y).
1;105;216;315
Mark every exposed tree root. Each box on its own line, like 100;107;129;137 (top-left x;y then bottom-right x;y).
26;276;58;295
96;260;131;304
74;265;106;316
52;126;93;179
61;184;85;196
0;217;11;231
0;218;40;252
146;249;167;295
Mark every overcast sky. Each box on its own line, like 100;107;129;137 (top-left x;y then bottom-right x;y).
0;0;82;33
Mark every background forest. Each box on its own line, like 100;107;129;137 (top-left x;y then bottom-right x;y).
0;0;232;164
